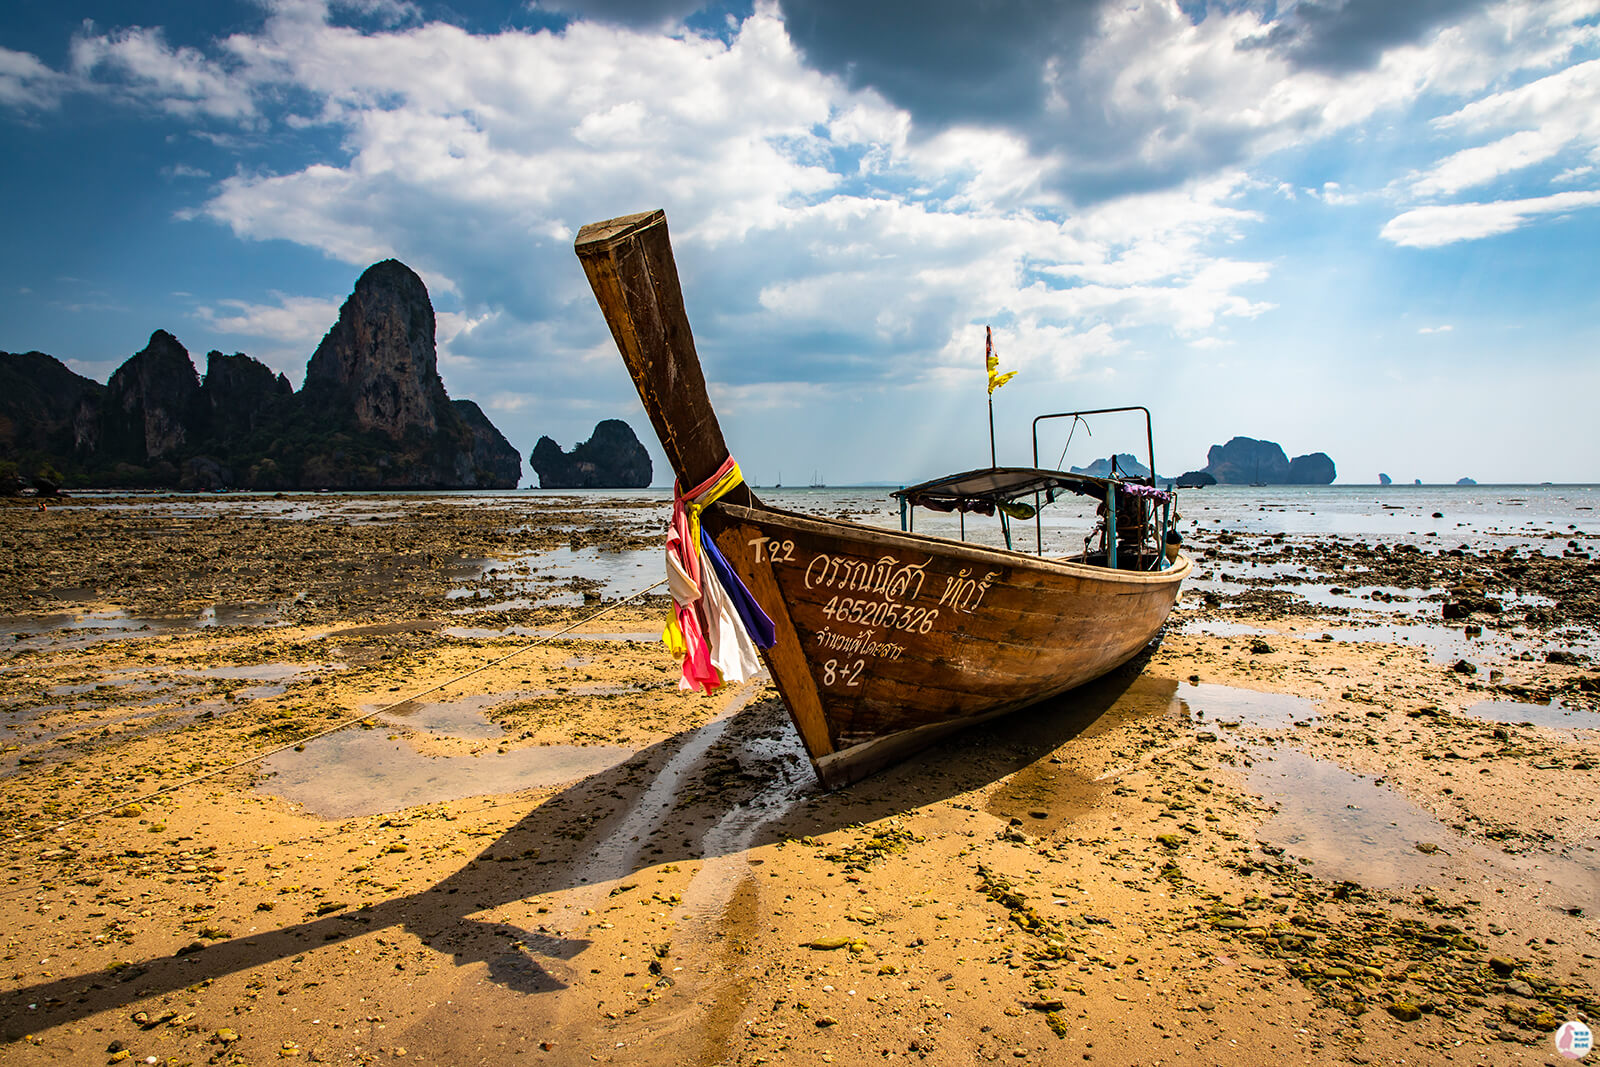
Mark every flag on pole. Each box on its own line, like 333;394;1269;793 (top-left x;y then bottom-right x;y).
985;326;1016;394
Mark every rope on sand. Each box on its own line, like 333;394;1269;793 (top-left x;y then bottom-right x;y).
0;580;667;850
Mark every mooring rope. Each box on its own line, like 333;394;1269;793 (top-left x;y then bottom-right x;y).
0;579;667;850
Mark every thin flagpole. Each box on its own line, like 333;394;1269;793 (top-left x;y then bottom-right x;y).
988;391;996;467
985;325;996;467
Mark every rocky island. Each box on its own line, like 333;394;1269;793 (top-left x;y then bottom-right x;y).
1176;436;1336;486
529;418;652;488
0;260;521;490
1071;441;1336;488
1069;453;1149;479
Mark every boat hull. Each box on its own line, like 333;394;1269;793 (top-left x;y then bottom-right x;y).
707;503;1191;788
573;208;1189;789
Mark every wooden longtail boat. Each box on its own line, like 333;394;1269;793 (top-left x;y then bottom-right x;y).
574;210;1192;789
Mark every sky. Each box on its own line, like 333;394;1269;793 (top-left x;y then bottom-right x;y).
2;0;1598;487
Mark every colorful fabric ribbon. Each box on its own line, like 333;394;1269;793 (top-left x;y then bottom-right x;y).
662;457;776;693
1116;482;1173;502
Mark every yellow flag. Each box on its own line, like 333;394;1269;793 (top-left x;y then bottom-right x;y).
985;326;1016;394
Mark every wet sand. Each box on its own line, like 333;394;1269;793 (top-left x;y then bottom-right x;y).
1;493;1597;1066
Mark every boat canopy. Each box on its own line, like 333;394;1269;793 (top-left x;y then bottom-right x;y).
892;466;1109;516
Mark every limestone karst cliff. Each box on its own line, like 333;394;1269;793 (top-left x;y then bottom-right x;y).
0;261;521;490
301;260;448;439
529;419;652;489
1199;437;1336;486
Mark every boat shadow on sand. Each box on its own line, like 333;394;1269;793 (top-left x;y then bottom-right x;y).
0;655;1178;1040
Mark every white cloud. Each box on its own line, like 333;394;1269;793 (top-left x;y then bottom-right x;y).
93;0;1280;391
198;165;397;268
162;163;212;179
0;46;69;110
1410;129;1568;197
333;0;421;26
1434;56;1600;136
1306;181;1362;206
435;308;499;370
1417;324;1454;334
482;390;533;414
1381;189;1600;247
1012;0;1600;202
193;293;341;342
436;308;493;346
710;380;841;412
70;26;258;120
1409;58;1600;196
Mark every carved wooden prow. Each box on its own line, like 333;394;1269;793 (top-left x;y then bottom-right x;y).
574;210;754;504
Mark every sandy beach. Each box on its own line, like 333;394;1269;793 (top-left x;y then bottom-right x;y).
1;491;1596;1066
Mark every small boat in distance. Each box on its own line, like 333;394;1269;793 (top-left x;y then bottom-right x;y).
575;210;1191;789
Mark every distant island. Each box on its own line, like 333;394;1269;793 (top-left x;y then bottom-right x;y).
1379;473;1479;486
0;260;521;491
1069;439;1335;487
1175;437;1335;486
529;419;651;488
1069;453;1150;479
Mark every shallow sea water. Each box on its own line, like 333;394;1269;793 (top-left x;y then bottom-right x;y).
7;484;1595;638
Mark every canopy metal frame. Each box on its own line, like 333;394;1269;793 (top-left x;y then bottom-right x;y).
891;406;1175;568
1031;406;1160;559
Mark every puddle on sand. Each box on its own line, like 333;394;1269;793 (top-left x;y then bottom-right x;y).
1462;699;1600;731
374;686;639;738
259;687;639;816
1246;747;1600;911
4;684;200;739
440;627;659;642
541;629;660;643
1312;623;1528;664
1182;681;1316;729
177;662;332;682
1245;748;1460;887
1180;612;1559;669
442;626;548;640
987;678;1311;830
375;692;538;739
258;732;632;818
0;603;285;642
1177;619;1274;639
1;695;259;776
325;620;441;638
46;679;171;697
449;545;660;610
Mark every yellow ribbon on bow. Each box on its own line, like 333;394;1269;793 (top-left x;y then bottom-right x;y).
685;460;745;547
662;614;687;656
